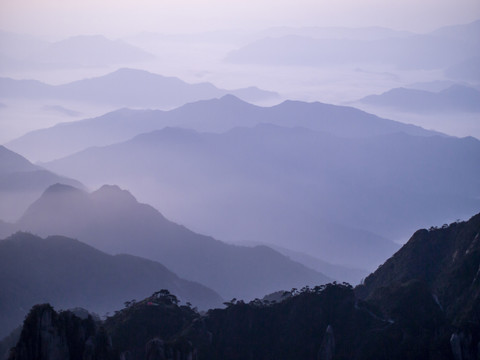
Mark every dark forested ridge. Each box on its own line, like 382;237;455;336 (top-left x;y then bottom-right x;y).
5;212;480;359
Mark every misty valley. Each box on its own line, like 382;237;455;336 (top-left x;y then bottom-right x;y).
0;13;479;360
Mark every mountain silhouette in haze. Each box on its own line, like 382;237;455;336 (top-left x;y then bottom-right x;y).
0;231;223;339
0;30;48;60
1;34;153;70
445;56;480;82
225;20;480;70
254;25;413;41
42;124;480;270
358;85;480;113
0;68;278;109
1;183;331;302
0;145;83;223
7;94;440;162
7;212;480;359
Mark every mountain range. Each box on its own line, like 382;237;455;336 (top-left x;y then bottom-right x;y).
0;183;331;302
0;145;82;222
358;84;480;113
0;68;278;111
445;56;480;82
44;123;480;254
253;25;413;41
225;20;480;70
6;94;439;162
0;34;153;70
6;212;480;359
0;232;223;339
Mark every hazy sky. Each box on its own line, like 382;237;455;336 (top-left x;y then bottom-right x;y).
1;0;479;38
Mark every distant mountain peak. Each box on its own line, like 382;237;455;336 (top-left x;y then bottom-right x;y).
106;67;168;80
219;94;244;102
91;184;138;204
43;183;84;195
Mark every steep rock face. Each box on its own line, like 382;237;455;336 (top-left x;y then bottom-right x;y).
356;213;480;324
356;213;480;359
8;304;114;360
317;325;335;360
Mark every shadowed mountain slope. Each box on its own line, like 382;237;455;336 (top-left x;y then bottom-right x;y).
357;212;480;326
0;232;223;339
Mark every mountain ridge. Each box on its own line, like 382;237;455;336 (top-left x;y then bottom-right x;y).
0;68;279;109
7;94;442;162
2;183;332;301
42;123;480;264
7;211;480;359
0;231;224;339
0;146;83;223
358;84;480;112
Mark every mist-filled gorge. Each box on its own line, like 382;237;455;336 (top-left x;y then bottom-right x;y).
0;1;479;359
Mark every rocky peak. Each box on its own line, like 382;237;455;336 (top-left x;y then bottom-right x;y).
8;304;113;360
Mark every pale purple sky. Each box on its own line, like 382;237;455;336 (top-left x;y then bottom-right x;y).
1;0;479;38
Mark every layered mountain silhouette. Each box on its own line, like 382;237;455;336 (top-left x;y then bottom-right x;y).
0;145;82;223
358;85;480;113
254;25;413;41
0;183;330;302
0;68;278;110
7;212;480;359
0;34;153;70
6;95;439;162
43;124;480;269
406;79;466;92
0;30;48;61
262;244;368;285
0;232;223;339
225;20;480;70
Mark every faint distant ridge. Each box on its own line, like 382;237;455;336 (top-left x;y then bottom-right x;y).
445;56;480;82
1;34;153;69
358;84;480;113
0;145;83;223
0;68;279;108
225;20;480;70
429;19;480;45
254;25;413;41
